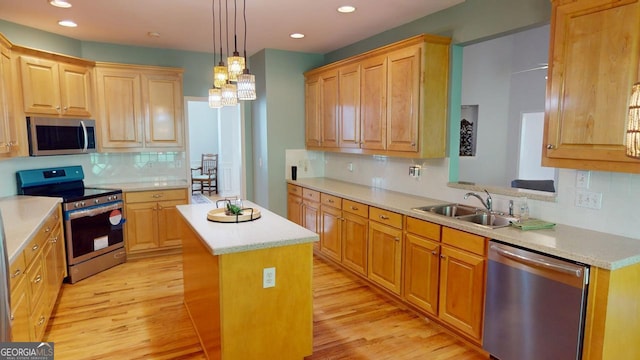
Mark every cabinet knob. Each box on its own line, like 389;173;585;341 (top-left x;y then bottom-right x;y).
328;199;334;203
431;251;437;256
379;215;389;220
34;274;42;284
152;194;162;198
32;244;39;252
440;254;446;259
38;316;45;326
351;206;358;211
546;144;554;149
411;142;416;146
394;237;400;241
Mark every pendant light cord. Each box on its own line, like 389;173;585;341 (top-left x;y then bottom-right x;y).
212;0;216;65
243;0;247;60
225;0;229;60
218;0;224;65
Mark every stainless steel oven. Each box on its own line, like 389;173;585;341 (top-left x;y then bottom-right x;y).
17;166;126;283
63;195;126;283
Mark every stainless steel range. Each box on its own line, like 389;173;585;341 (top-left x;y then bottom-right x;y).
16;166;126;283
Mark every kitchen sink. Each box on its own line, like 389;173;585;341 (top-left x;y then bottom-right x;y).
412;203;516;229
412;203;479;217
456;213;515;229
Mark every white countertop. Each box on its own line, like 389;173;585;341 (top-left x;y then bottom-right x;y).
177;200;319;255
290;178;640;270
0;195;61;262
88;180;189;192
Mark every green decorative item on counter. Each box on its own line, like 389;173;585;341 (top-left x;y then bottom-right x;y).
511;219;556;231
226;202;243;216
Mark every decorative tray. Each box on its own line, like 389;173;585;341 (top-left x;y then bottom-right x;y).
207;207;261;223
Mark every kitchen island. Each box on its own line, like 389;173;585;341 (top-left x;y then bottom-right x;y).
177;201;319;360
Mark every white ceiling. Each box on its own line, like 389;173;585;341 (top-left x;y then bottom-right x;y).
0;0;464;56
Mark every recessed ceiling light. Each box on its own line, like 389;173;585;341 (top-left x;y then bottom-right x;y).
49;0;72;8
337;5;356;13
58;20;77;28
290;33;305;39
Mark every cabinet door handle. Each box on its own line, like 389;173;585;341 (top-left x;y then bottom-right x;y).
431;251;437;256
32;244;39;252
350;206;358;211
547;144;554;149
45;227;51;233
328;199;334;203
379;215;389;220
38;316;45;326
152;194;162;198
11;269;21;278
34;275;42;284
394;237;400;241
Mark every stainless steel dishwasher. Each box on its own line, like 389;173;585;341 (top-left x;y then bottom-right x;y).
483;240;590;360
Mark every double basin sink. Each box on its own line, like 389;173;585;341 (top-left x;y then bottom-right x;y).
412;203;517;229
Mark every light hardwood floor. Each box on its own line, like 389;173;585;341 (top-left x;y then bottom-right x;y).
44;254;486;359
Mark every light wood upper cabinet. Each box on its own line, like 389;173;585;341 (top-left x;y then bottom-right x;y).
19;55;93;117
543;0;640;173
360;55;387;151
338;64;361;149
320;70;339;149
304;76;321;148
0;35;18;157
95;62;184;151
95;67;143;148
142;72;184;148
305;34;450;158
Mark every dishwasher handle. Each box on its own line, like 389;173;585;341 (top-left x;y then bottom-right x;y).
491;244;583;278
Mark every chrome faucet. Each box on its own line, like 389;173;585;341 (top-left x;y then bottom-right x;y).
464;189;493;211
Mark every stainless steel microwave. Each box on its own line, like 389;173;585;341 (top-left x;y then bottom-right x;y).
27;117;97;156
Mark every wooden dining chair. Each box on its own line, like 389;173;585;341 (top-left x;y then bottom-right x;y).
191;154;218;195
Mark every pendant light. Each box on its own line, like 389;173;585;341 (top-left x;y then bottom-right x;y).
209;0;223;108
213;0;228;88
227;0;245;82
237;0;256;100
222;0;237;106
626;82;640;158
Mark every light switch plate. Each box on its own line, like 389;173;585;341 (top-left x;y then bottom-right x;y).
576;170;590;189
575;189;602;209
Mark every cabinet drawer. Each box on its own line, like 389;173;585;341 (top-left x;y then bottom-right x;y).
24;228;48;266
9;252;26;291
320;193;342;209
125;189;187;203
369;207;402;229
441;227;486;256
287;184;302;196
343;199;368;218
406;217;441;241
302;188;320;202
26;255;46;311
30;300;48;342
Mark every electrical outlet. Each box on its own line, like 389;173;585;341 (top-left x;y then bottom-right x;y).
575;189;602;209
409;165;421;178
348;162;353;172
576;170;590;189
263;267;276;288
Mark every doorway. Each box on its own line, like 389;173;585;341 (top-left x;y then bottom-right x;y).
185;97;245;198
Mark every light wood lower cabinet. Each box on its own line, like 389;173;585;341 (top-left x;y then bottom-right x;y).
10;207;65;342
403;217;442;316
320;194;342;262
341;200;369;276
301;189;320;251
286;184;303;226
368;207;403;295
438;227;486;342
124;188;188;257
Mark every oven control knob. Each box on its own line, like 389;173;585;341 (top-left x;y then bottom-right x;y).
75;202;81;208
95;199;100;204
81;201;86;206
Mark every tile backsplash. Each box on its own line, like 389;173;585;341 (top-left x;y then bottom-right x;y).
286;149;639;240
0;152;187;197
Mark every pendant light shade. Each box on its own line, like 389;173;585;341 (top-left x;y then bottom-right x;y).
214;65;228;88
227;54;245;82
626;82;640;158
209;87;223;108
222;82;238;106
237;69;256;100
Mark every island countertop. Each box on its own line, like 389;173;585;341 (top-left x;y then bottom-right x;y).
177;201;318;255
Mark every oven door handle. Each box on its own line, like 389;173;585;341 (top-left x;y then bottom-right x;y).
67;202;123;220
